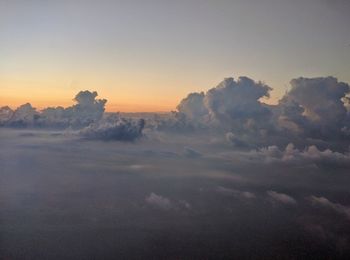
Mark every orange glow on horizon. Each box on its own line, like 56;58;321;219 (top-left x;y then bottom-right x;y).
0;75;282;113
0;95;179;113
1;94;280;113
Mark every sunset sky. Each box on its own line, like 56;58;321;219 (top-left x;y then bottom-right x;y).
1;0;350;112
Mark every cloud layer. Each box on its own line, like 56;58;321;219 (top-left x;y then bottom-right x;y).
0;90;106;128
0;91;145;141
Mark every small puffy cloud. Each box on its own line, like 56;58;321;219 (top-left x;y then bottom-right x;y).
267;190;297;205
145;193;192;211
179;200;192;210
145;193;173;210
79;118;145;141
309;196;350;220
216;186;256;199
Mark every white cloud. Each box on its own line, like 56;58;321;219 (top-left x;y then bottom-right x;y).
145;193;173;210
267;190;297;205
145;193;192;211
216;186;256;199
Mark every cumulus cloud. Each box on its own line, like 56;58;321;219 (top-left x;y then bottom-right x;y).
169;77;273;135
0;106;14;126
204;77;272;131
267;191;297;205
0;90;107;129
309;196;350;220
154;75;350;151
5;103;39;128
177;92;208;121
278;77;350;139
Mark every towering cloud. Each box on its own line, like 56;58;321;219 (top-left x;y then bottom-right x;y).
159;76;274;137
155;75;350;150
0;90;107;129
278;77;350;139
68;90;107;126
39;90;107;128
6;103;39;128
204;77;272;132
177;92;208;121
0;106;14;126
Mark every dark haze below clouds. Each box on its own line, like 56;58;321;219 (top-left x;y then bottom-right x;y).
1;128;350;259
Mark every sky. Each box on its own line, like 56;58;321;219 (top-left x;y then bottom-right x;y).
1;0;350;112
1;2;350;256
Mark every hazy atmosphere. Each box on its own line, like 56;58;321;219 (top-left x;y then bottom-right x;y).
1;1;350;259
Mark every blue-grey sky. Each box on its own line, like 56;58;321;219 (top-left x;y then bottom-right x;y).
1;0;349;111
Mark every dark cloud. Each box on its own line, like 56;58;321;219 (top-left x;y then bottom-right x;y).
278;77;350;139
1;126;350;259
204;77;272;132
79;117;145;141
309;196;350;220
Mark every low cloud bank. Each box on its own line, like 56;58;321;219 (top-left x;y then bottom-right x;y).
0;90;145;141
248;143;350;167
2;75;350;148
0;90;106;128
